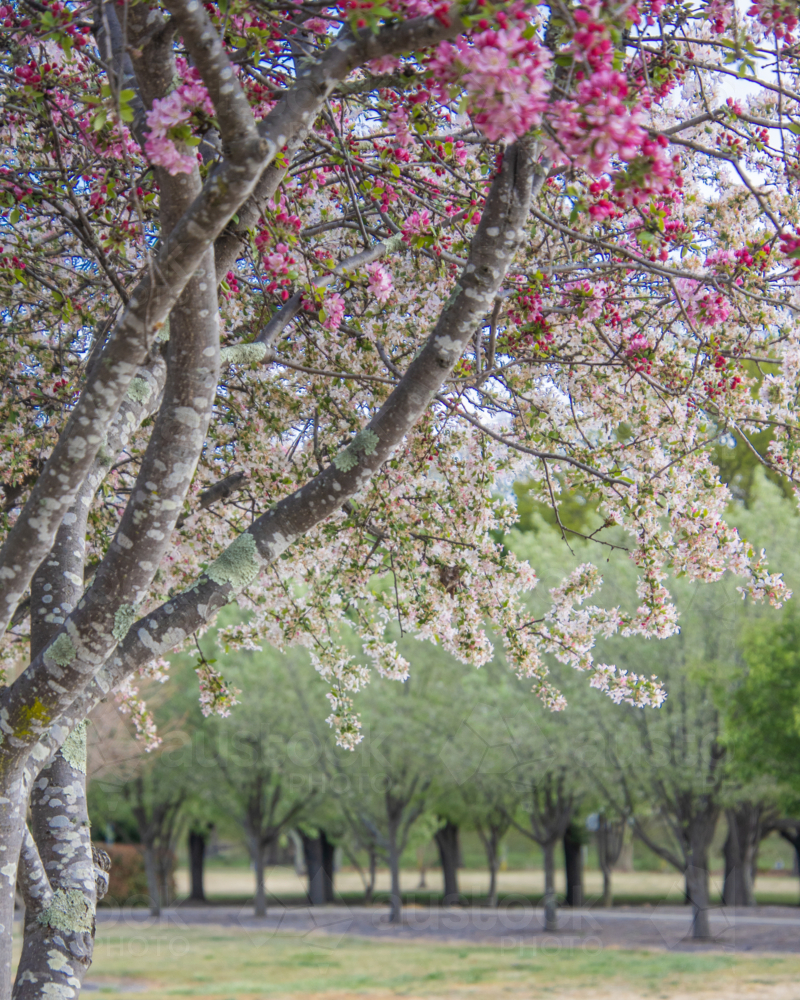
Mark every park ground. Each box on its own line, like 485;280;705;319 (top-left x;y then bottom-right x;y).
13;864;800;999
37;925;800;999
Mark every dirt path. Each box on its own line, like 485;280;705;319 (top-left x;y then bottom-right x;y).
93;902;800;953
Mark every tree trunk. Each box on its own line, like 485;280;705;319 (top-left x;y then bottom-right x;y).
0;794;25;1000
596;815;625;908
253;841;267;917
723;804;760;907
563;823;583;907
434;820;460;905
602;868;612;908
157;848;174;909
686;863;711;938
542;840;557;932
687;809;718;938
143;842;161;918
477;823;502;908
321;831;335;903
365;847;376;905
302;832;326;906
13;754;100;1000
188;828;208;902
416;844;427;888
388;838;402;924
779;827;800;905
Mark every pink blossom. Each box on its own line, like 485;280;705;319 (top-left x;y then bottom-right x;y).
748;0;798;40
388;107;413;148
625;333;651;355
674;278;732;326
322;292;345;331
707;0;734;33
428;24;552;143
144;81;214;176
369;55;401;74
402;209;432;241
366;262;393;303
303;16;330;33
549;70;646;176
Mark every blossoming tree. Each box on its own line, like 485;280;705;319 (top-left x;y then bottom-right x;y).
1;0;799;991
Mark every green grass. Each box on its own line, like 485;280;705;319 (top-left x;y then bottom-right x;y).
74;927;800;999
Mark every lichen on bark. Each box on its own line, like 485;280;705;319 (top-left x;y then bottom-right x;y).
37;887;93;934
45;633;76;667
333;429;380;472
220;342;267;365
60;720;87;774
126;377;152;403
112;603;137;643
206;531;259;588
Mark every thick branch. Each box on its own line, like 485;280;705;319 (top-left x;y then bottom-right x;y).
32;140;544;774
15;827;52;915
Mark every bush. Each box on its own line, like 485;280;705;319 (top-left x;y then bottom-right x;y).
100;843;149;905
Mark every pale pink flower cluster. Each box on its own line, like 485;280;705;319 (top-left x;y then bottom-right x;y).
624;571;680;639
144;81;214;176
310;647;370;748
196;660;240;717
115;677;161;751
366;262;393;302
322;292;346;331
590;664;667;707
428;23;552;143
563;280;605;324
674;277;732;326
388;107;413;148
369;54;401;74
363;634;410;680
740;552;791;607
264;241;294;276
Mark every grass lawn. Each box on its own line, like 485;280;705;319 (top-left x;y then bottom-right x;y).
65;927;800;999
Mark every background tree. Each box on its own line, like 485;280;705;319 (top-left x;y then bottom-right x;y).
89;729;192;917
196;641;324;917
594;813;627;909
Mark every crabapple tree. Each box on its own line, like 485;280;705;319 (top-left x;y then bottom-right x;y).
0;0;799;993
